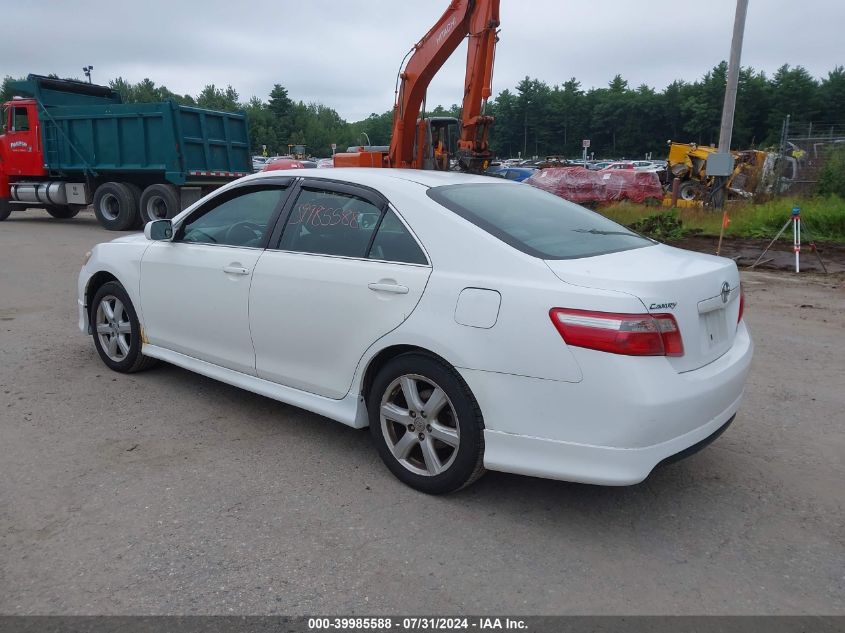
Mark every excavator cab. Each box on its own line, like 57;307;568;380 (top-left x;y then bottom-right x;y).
417;117;459;171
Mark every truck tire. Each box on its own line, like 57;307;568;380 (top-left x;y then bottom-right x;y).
123;183;144;230
93;182;139;231
139;184;179;225
45;205;81;219
0;198;11;221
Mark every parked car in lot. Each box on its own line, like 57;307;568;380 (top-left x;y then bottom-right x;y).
600;161;636;171
252;156;272;172
485;166;537;182
262;158;306;171
78;169;752;494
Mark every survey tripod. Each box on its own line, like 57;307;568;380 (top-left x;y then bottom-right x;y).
750;206;828;273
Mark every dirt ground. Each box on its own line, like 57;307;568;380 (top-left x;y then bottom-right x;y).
1;208;843;615
667;235;845;274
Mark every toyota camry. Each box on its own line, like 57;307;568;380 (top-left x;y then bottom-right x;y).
78;168;753;494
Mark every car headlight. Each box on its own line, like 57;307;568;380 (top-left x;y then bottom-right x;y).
82;251;92;265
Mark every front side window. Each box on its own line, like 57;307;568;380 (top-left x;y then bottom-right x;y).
12;107;29;131
276;188;382;258
427;183;653;260
179;186;286;247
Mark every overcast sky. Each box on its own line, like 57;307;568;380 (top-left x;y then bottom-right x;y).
2;1;842;121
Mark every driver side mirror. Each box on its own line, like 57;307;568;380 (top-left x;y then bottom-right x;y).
145;219;173;241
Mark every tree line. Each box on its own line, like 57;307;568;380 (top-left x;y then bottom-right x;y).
2;62;844;159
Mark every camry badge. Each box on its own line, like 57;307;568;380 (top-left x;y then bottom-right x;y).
721;282;730;304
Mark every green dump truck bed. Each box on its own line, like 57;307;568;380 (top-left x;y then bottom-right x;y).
15;75;251;184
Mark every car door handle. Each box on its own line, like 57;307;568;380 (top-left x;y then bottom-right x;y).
223;265;250;275
368;282;409;294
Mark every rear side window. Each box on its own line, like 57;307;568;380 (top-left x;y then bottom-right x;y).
427;183;653;260
369;209;427;265
277;188;382;258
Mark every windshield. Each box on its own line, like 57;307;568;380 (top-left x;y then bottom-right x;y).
427;183;654;260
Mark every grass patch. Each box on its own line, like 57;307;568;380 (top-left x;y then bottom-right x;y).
599;196;845;242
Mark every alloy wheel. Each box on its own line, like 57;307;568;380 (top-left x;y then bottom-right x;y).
380;374;460;477
95;295;132;362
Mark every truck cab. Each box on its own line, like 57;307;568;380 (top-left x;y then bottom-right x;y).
1;98;46;180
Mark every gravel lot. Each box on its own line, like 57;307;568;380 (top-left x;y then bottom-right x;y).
1;208;843;615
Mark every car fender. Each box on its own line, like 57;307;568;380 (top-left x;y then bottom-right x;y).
79;236;151;333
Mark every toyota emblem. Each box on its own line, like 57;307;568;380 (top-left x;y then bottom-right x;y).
721;282;730;304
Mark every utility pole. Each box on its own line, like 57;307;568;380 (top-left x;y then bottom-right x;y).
718;0;749;153
523;103;529;158
713;0;749;210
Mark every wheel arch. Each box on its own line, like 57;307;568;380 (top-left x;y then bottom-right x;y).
359;344;472;406
84;271;120;317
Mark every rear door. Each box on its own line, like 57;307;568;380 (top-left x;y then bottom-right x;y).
249;179;432;399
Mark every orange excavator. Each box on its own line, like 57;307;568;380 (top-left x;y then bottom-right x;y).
334;0;499;173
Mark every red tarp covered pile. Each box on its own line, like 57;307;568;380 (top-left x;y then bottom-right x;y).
525;167;663;204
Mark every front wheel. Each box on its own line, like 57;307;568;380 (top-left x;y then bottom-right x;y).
45;205;81;219
0;198;11;221
90;281;158;373
368;353;485;494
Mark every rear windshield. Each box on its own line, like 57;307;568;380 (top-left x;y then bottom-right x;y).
427;183;654;260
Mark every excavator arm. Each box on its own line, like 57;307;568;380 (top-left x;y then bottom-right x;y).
390;0;500;171
333;0;499;172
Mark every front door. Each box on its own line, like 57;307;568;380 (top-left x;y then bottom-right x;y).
140;182;290;375
2;102;45;176
250;181;432;399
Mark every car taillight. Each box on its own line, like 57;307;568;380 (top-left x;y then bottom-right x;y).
549;308;684;357
738;286;745;323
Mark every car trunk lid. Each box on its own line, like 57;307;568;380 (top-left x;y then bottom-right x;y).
545;244;741;372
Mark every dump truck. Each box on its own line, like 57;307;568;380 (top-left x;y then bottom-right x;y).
0;74;251;230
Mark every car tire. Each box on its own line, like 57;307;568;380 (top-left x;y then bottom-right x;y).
93;182;139;231
0;198;11;221
45;205;80;219
368;353;485;494
90;281;159;373
139;184;179;225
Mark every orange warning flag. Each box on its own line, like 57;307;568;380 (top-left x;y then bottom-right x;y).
721;210;730;229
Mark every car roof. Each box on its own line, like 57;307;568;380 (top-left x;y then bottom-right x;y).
242;167;497;189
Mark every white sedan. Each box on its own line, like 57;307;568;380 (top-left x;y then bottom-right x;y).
78;168;753;494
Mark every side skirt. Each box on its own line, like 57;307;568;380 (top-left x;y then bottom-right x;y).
142;344;369;429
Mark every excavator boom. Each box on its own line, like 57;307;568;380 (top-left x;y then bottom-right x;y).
335;0;499;171
391;0;499;170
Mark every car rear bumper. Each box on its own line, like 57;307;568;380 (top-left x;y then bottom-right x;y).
482;400;740;485
460;322;753;485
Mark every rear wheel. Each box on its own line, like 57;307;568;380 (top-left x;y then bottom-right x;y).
139;184;179;225
45;205;80;219
0;198;11;221
90;281;158;373
368;353;485;494
93;182;139;231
